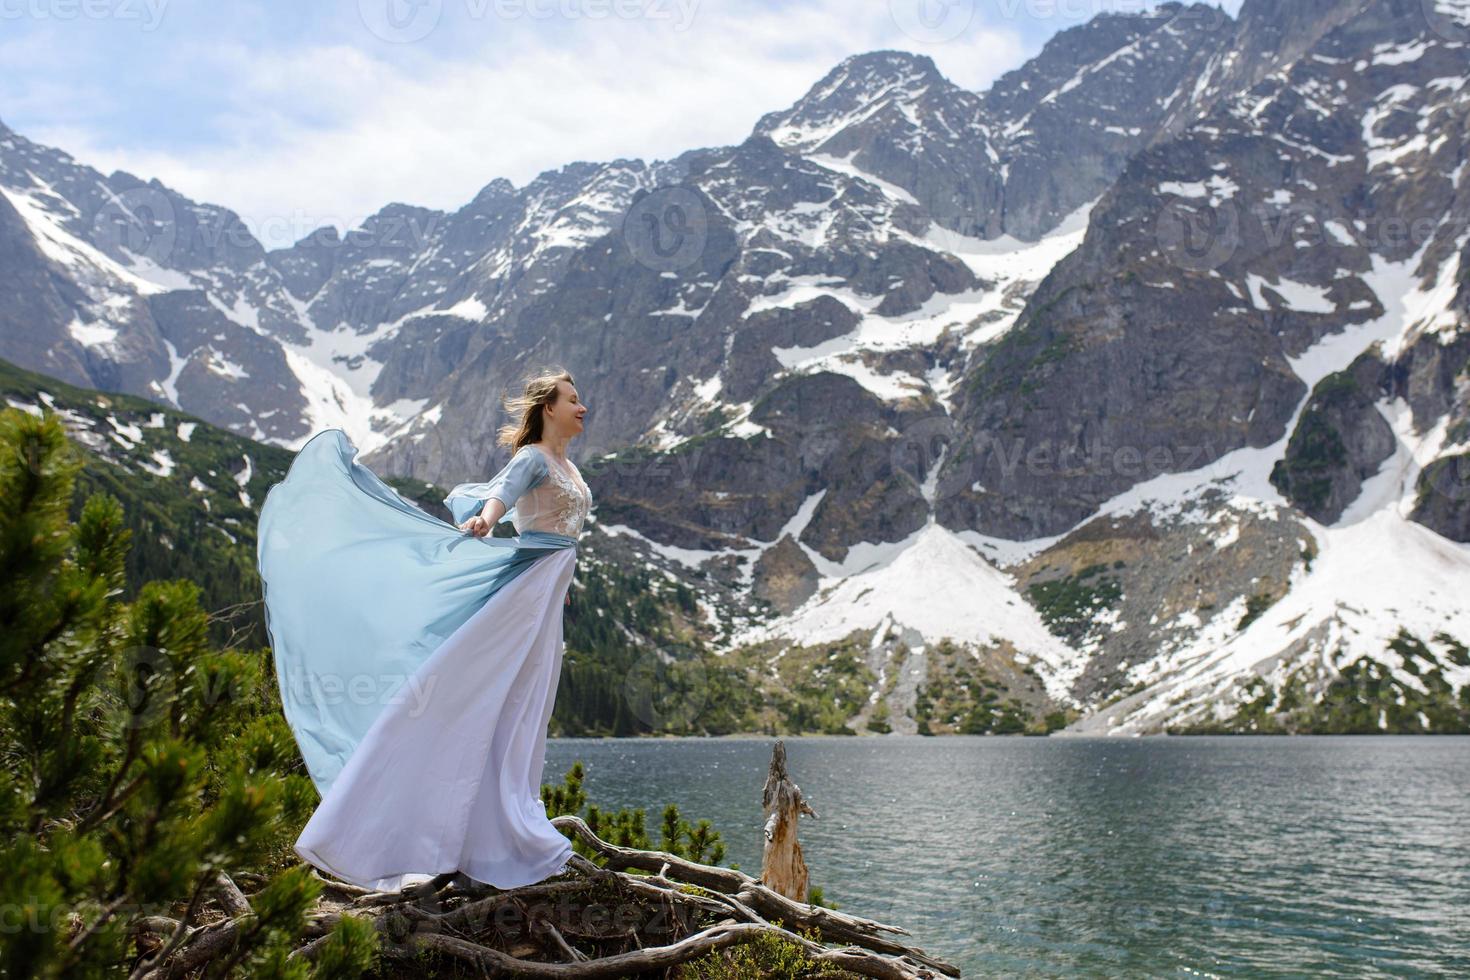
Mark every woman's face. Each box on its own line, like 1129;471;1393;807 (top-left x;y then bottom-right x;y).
546;381;587;438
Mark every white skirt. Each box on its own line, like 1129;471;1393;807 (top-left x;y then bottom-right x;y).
294;547;577;891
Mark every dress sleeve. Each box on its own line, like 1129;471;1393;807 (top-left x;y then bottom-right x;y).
443;447;548;525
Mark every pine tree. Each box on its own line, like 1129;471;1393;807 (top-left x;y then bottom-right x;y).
0;407;375;978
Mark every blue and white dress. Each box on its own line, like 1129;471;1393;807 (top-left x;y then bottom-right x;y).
256;430;592;890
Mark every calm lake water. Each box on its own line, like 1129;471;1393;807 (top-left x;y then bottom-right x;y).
541;735;1470;978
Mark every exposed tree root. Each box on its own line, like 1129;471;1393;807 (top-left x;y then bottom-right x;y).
139;819;960;978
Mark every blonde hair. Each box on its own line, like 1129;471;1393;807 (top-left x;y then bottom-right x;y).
496;368;576;450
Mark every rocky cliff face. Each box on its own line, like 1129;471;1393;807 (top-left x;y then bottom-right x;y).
945;0;1470;729
951;0;1470;542
3;0;1468;734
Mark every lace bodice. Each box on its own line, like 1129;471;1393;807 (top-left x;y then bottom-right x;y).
511;445;593;537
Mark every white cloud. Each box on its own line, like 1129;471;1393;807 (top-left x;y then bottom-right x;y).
14;0;1025;249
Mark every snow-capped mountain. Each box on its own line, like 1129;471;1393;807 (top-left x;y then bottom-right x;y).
941;0;1470;731
3;0;1468;734
753;5;1236;241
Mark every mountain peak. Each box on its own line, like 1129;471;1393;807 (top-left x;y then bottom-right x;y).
831;49;942;81
468;177;517;209
752;48;949;151
793;49;946;106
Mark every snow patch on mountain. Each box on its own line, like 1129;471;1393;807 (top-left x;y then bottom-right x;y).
731;518;1085;704
919;198;1093;278
806;151;920;205
1105;466;1470;735
1245;272;1336;314
0;183;181;298
913;199;1094;358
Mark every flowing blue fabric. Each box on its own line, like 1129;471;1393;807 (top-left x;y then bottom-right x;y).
255;428;577;796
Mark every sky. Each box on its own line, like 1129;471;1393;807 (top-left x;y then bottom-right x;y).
0;0;1241;250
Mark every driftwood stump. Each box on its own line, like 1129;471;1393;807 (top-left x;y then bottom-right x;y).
761;739;818;901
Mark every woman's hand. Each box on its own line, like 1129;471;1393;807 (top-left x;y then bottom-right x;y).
458;499;508;537
458;515;491;537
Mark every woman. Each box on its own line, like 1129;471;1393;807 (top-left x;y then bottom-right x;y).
255;369;592;891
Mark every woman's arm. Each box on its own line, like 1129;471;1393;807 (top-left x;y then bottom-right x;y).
446;446;547;532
